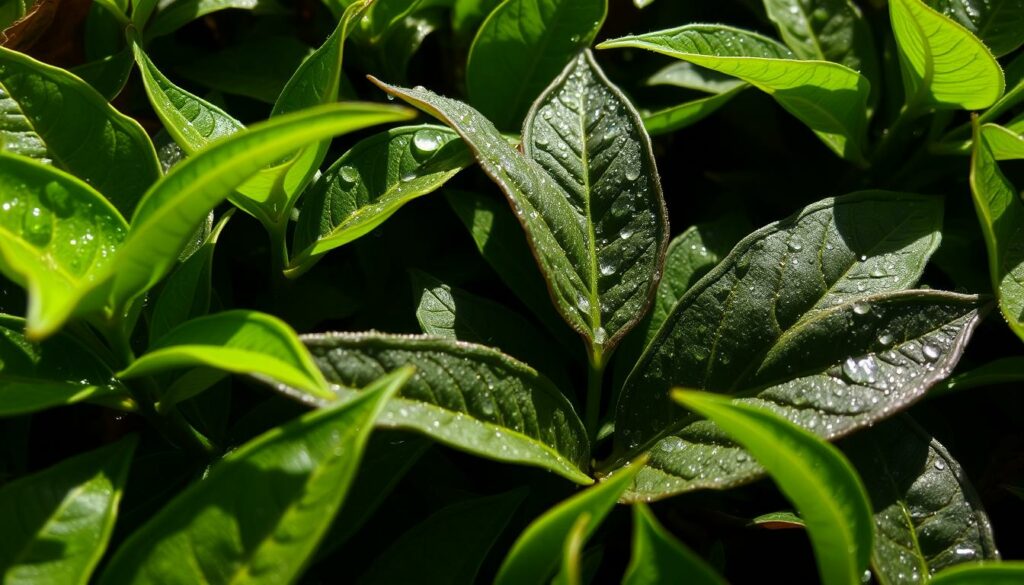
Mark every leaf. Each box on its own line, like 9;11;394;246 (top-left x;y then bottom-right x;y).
452;0;502;45
288;124;471;275
889;0;1004;110
148;210;232;344
982;51;1024;123
102;103;414;318
981;122;1024;160
0;314;128;416
551;513;589;585
0;153;127;339
356;490;525;585
623;503;727;585
930;562;1024;584
0;46;160;216
494;457;645;585
174;35;313;104
841;417;998;584
970;120;1024;342
614;192;985;500
361;0;426;41
304;332;592;484
120;310;333;404
70;46;133;101
646;61;745;93
598;25;870;162
935;356;1024;395
375;50;670;362
643;86;746;136
466;0;608;130
925;0;1024;56
0;437;136;585
98;367;409;585
673;390;873;585
144;0;286;39
750;510;805;529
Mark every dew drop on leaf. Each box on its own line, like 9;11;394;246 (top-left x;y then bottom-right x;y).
412;128;443;156
853;301;871;315
923;344;940;360
22;206;53;246
338;165;359;185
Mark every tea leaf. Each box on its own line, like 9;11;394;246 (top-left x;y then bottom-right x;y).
304;332;592;484
936;356;1024;395
926;0;1024;56
930;563;1024;584
623;503;727;585
643;86;746;136
98;368;409;585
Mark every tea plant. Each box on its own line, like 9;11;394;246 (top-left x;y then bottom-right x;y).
1;0;1023;583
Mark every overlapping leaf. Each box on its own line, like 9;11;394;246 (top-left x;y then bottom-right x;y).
623;503;726;585
926;0;1024;56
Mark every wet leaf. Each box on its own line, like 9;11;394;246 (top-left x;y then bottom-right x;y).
925;0;1024;56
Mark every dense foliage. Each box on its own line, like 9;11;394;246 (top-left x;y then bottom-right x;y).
1;0;1024;582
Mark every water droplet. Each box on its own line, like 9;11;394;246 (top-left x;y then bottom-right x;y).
599;260;616;276
624;167;640;181
412;128;443;155
594;327;608;345
660;436;684;452
619;227;633;240
400;171;416;182
954;547;975;558
577;295;591;312
934;459;946;471
788;239;803;252
842;356;878;384
923;344;940;360
338;165;359;185
22;206;53;246
853;301;871;315
877;331;893;345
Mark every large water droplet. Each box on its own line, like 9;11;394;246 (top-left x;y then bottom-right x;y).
412;128;443;156
923;344;940;361
853;301;871;315
788;239;803;252
593;327;607;345
624;167;640;181
842;356;878;384
338;165;359;185
577;295;591;312
877;331;893;346
934;459;946;471
599;260;616;276
22;206;53;246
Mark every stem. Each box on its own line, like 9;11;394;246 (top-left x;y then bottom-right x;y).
869;102;925;168
584;349;605;443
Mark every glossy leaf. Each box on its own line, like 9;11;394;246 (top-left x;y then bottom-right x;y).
120;310;333;404
0;153;127;339
926;0;1024;56
466;0;608;130
376;51;670;361
0;46;160;215
551;513;589;585
675;390;872;585
288;124;471;275
494;457;645;585
0;437;136;585
452;0;502;44
304;332;592;484
970;121;1024;342
102;103;413;315
751;510;805;529
930;562;1024;585
889;0;1004;110
98;367;409;585
981;122;1024;160
71;47;134;101
598;25;870;162
615;192;985;500
356;490;525;584
643;86;746;136
646;62;745;94
145;0;286;39
623;503;727;585
842;417;998;584
0;314;128;416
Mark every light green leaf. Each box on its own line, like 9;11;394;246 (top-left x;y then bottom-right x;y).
981;122;1024;160
623;503;727;585
643;86;746;136
889;0;1004;110
926;0;1024;56
0;46;160;216
674;390;872;585
102;103;413;317
551;512;589;585
376;50;670;362
0;154;127;340
842;417;998;585
751;511;805;528
120;310;333;404
970;120;1024;343
930;562;1024;585
598;25;870;162
494;457;644;585
304;332;592;484
646;61;746;93
614;192;984;500
288;124;471;275
98;367;409;585
0;437;136;585
466;0;608;130
0;314;129;416
144;0;286;39
356;490;525;585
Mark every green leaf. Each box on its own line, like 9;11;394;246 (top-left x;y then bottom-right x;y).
0;437;136;585
646;62;745;94
981;51;1024;123
494;457;644;585
674;390;872;585
0;314;128;416
598;25;870;162
0;153;128;339
120;310;333;404
0;46;160;216
98;367;409;585
981;122;1024;160
288;124;471;275
466;0;608;130
970;120;1024;343
304;332;592;484
148;210;232;344
70;47;134;101
174;35;314;104
356;490;525;584
452;0;502;45
842;417;998;585
763;0;880;98
643;86;746;136
889;0;1004;110
935;356;1024;395
623;503;727;585
750;510;805;529
361;0;427;41
925;0;1024;56
144;0;286;39
376;50;670;361
102;103;413;317
614;192;985;500
930;562;1024;585
551;512;589;585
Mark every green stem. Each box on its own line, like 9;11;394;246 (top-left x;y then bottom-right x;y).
584;349;605;443
869;102;925;168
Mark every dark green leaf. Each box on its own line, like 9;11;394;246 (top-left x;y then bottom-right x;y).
0;46;160;215
452;0;502;45
304;332;592;484
0;437;136;585
98;368;409;585
645;62;745;93
930;562;1024;584
145;0;286;40
466;0;608;130
935;356;1024;395
70;47;134;101
551;512;589;585
674;390;872;585
925;0;1024;56
623;503;727;585
175;36;313;104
